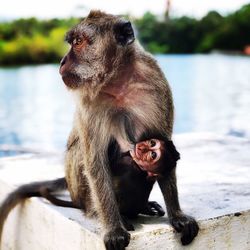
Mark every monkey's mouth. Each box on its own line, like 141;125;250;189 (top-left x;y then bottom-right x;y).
61;73;82;89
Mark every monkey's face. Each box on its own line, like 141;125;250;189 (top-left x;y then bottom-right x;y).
59;11;135;91
130;139;165;173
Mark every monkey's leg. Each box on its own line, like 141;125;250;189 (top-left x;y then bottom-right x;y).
121;215;135;231
158;170;199;245
40;186;80;209
83;138;130;250
34;177;79;208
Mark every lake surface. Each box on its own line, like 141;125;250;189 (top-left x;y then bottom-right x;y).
0;54;250;153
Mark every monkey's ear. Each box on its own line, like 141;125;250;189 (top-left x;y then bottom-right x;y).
114;21;135;46
166;141;180;161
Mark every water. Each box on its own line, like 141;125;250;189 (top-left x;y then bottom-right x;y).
0;54;250;153
158;54;250;136
0;64;74;152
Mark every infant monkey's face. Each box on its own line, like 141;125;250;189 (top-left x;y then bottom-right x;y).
130;139;165;174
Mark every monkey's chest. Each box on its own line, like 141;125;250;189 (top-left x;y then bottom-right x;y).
107;108;147;149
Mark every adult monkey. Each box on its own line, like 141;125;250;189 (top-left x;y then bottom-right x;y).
0;11;199;249
62;10;199;249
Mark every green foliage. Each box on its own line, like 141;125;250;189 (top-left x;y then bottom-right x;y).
134;4;250;54
0;4;250;65
0;17;78;65
195;11;223;52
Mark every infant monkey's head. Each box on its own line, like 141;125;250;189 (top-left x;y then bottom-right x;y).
130;139;180;177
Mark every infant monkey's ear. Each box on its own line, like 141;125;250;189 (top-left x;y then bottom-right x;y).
166;140;180;161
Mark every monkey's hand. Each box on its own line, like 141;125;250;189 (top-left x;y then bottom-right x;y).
104;227;130;250
141;201;165;217
170;214;199;245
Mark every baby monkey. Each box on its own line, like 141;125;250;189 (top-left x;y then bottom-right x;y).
110;138;180;225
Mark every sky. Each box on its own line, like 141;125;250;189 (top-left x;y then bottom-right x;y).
0;0;250;20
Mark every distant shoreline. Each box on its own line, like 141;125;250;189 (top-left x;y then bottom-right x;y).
1;53;249;68
1;4;250;65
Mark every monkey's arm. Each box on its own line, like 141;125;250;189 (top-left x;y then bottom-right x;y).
157;170;199;245
78;128;130;250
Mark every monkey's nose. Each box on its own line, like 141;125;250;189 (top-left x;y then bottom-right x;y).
138;147;148;154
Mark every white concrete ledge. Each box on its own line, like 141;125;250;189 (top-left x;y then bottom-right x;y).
0;133;250;249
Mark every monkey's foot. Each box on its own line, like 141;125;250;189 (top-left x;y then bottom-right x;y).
170;214;199;245
141;201;165;217
104;227;130;250
121;216;135;231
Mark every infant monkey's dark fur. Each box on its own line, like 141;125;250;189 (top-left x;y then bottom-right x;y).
0;10;199;250
108;139;181;229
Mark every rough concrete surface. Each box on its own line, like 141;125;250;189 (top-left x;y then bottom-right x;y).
0;133;249;250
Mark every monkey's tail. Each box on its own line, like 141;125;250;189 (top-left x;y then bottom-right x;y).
0;177;78;246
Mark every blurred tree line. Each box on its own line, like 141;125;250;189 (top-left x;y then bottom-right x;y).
134;4;250;53
0;4;250;65
0;18;79;65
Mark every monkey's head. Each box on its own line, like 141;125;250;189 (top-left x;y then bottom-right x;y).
59;10;135;96
130;139;180;177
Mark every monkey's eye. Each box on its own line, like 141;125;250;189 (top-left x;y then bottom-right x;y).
151;151;157;160
72;37;84;47
150;140;156;147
